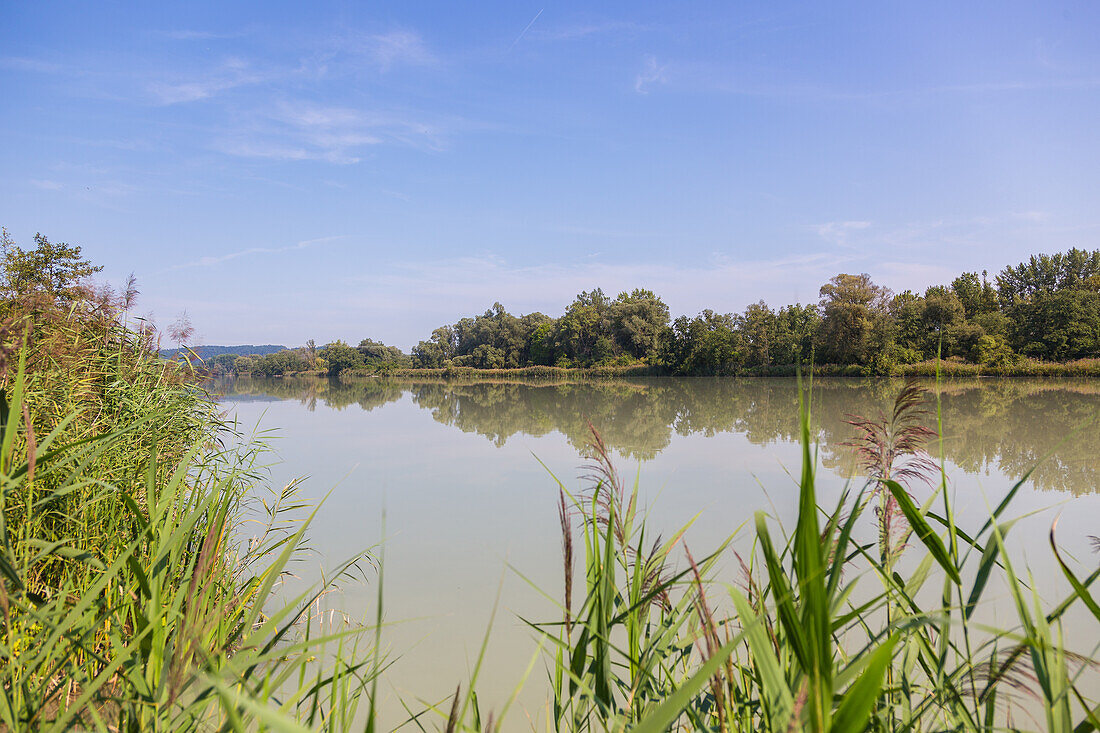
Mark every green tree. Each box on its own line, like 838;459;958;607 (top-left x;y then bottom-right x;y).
996;248;1100;307
951;271;998;319
527;321;557;365
1011;289;1100;360
319;342;363;376
0;229;103;304
609;289;670;360
210;353;240;374
412;326;458;368
738;301;778;367
448;304;546;367
553;289;614;365
772;303;821;365
233;355;255;374
659;310;743;375
357;338;408;366
920;286;967;356
816;273;892;364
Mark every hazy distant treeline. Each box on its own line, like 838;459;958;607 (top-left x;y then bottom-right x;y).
221;248;1100;376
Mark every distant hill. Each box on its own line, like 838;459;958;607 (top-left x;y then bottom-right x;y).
159;345;288;360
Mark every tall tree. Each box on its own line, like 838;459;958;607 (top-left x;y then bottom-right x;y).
554;289;613;364
816;273;892;364
609;289;670;360
772;303;821;365
996;248;1100;306
738;301;778;367
0;229;103;304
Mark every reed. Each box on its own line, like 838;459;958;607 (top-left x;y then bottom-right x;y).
0;302;382;730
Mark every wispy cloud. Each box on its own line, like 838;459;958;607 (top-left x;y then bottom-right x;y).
353;29;435;70
814;220;871;247
0;56;66;73
170;235;346;270
634;55;668;94
216;100;443;164
29;179;64;190
148;57;266;104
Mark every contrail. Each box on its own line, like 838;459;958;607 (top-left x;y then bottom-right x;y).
510;8;543;49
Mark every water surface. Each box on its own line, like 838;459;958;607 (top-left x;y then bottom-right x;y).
217;376;1100;721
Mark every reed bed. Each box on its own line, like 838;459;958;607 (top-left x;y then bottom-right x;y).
0;304;381;731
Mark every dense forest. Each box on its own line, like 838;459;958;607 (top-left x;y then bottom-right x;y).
214;248;1100;376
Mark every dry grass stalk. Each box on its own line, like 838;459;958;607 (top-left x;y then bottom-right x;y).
558;488;574;637
843;378;939;565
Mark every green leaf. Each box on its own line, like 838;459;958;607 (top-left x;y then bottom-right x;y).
630;636;742;733
883;480;960;585
830;634;899;733
729;587;794;730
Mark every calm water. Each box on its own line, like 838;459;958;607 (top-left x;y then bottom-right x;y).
217;376;1100;721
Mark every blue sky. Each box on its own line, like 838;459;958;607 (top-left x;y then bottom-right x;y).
3;1;1099;348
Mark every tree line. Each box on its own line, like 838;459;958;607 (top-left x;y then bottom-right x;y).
265;248;1098;376
196;248;1100;377
2;230;1097;376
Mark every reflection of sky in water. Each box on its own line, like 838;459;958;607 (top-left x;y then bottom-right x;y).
217;377;1100;724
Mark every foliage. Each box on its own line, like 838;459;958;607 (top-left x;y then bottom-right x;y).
658;310;743;375
357;338;408;367
395;248;1100;375
0;229;102;307
319;341;363;376
816;273;893;365
0;253;380;729
996;247;1100;305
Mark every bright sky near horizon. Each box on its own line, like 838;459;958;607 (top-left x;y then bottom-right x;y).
2;1;1099;349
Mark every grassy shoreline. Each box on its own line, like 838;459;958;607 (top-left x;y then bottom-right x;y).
250;355;1100;381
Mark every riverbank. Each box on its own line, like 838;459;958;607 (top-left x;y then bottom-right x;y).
249;355;1100;380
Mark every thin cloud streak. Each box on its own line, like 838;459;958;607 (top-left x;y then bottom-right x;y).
168;236;346;271
634;55;668;94
214;101;444;163
510;8;544;49
148;57;265;104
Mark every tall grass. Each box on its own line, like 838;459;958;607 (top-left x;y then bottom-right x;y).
0;300;383;730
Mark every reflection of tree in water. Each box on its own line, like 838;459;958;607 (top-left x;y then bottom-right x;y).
218;376;1100;495
215;376;405;413
407;381;674;459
